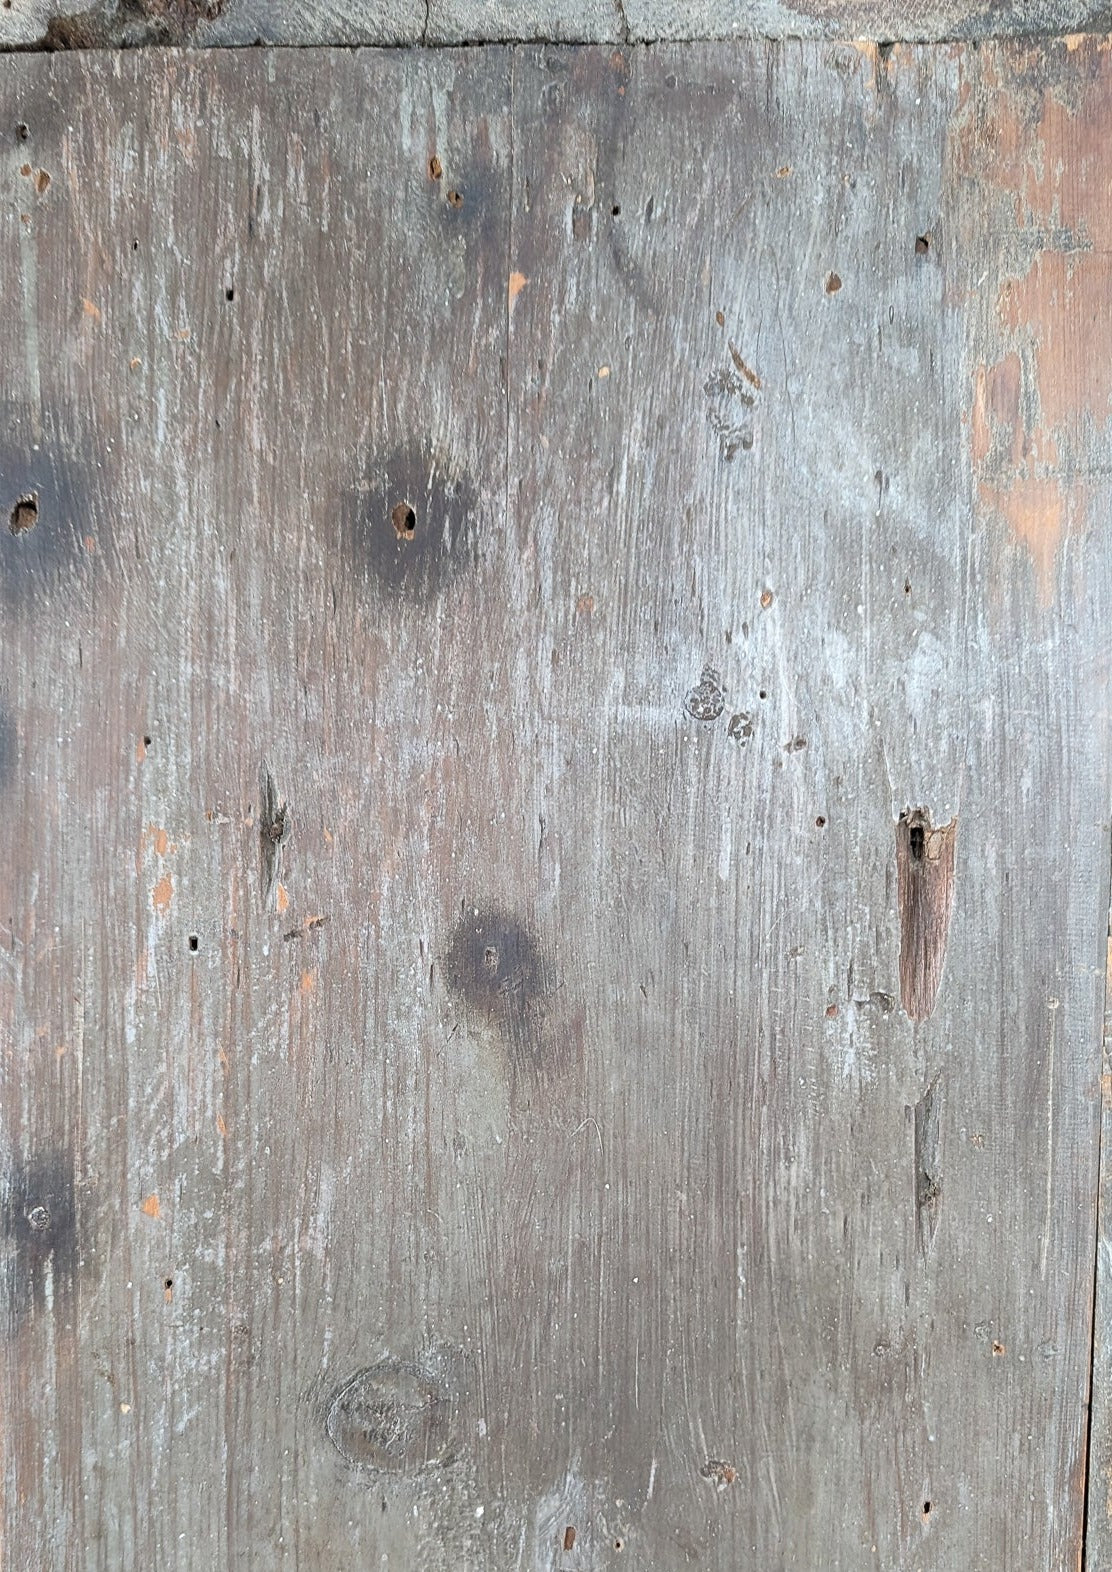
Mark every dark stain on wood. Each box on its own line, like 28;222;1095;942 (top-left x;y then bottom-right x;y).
704;365;756;460
347;442;479;604
1;1150;80;1333
0;436;99;607
444;906;552;1070
684;665;725;721
912;1072;943;1252
896;808;957;1021
325;1358;456;1474
0;704;13;791
36;0;223;50
434;163;503;255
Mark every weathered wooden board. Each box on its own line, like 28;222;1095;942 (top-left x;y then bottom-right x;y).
3;0;1112;51
1088;915;1112;1567
0;40;1109;1572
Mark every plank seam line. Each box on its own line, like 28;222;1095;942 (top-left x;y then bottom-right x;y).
8;30;1112;54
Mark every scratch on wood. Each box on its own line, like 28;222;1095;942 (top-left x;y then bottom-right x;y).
912;1072;942;1251
727;340;762;389
896;809;957;1021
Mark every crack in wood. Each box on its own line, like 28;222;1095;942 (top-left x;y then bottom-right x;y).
259;761;290;912
896;808;957;1021
912;1071;943;1252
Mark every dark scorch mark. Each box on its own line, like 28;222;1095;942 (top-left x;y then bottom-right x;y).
443;906;555;1073
0;421;108;609
345;441;479;605
1;1149;82;1334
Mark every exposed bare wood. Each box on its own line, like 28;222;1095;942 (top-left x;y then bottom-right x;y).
896;810;958;1021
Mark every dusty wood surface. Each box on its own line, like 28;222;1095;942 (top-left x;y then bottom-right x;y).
1088;913;1112;1567
0;39;1109;1571
3;0;1112;50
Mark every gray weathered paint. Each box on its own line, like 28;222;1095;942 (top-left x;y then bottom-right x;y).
3;0;1112;50
0;38;1109;1572
1087;913;1112;1568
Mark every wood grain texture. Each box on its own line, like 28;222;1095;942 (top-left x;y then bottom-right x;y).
0;40;1108;1571
1086;918;1112;1568
4;0;1112;50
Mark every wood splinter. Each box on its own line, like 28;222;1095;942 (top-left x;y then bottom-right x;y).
895;808;957;1021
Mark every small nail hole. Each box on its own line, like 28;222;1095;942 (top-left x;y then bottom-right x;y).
446;188;463;208
922;1500;932;1516
915;234;930;255
9;494;38;535
904;577;912;595
225;286;235;301
758;689;768;700
611;204;621;216
17;122;29;141
188;935;199;952
816;816;826;828
143;735;152;747
391;501;417;539
132;239;139;251
164;1277;174;1290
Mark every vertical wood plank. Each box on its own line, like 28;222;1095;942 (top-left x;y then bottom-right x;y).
0;40;1108;1572
1087;902;1112;1567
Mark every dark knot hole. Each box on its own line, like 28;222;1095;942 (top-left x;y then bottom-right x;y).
391;502;417;539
